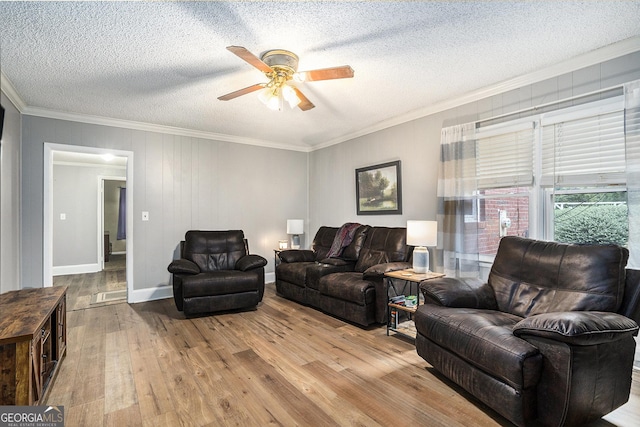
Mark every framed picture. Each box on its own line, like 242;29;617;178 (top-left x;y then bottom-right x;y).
355;160;402;215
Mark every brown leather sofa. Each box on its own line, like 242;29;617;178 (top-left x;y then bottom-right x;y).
168;230;267;316
415;236;640;427
275;225;412;326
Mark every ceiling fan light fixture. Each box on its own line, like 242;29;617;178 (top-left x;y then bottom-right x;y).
220;46;352;112
282;84;301;109
258;86;283;111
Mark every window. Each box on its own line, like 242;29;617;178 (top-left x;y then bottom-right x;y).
473;95;627;257
552;189;628;246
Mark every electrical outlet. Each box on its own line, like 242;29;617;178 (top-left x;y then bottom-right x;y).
60;213;66;220
142;211;149;221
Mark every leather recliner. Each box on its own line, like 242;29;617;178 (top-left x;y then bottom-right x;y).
168;230;267;316
415;236;640;427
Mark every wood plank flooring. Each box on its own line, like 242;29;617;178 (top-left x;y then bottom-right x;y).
48;273;639;426
53;254;126;311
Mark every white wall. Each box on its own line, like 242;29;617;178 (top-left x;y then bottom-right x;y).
21;120;307;291
1;93;22;293
308;51;640;240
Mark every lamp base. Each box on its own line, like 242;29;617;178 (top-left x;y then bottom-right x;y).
412;246;429;273
291;234;301;250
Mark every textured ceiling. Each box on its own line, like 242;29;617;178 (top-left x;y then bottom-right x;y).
1;1;640;151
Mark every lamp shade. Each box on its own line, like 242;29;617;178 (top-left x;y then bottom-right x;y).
286;219;304;235
407;220;437;247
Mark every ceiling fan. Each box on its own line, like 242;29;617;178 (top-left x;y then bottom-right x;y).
218;46;354;111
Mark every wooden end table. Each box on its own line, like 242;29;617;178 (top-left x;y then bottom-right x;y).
384;269;445;340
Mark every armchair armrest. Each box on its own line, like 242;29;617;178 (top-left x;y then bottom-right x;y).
513;311;639;345
167;258;200;275
278;249;316;263
362;262;412;279
236;254;268;271
420;277;498;309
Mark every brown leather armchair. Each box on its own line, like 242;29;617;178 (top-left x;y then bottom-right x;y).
415;236;640;427
168;230;267;316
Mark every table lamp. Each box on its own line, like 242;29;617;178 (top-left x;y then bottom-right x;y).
287;219;304;249
407;220;437;273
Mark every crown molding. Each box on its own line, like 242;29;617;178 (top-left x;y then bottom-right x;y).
3;36;639;154
1;71;27;111
311;36;640;151
20;106;311;152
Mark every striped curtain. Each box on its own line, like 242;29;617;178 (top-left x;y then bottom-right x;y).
436;123;480;278
625;80;640;269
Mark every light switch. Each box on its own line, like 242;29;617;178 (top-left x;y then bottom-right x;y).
60;213;66;220
142;211;149;221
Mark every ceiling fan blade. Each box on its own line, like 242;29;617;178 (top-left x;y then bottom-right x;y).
226;46;273;74
297;65;354;82
293;87;315;111
217;83;265;101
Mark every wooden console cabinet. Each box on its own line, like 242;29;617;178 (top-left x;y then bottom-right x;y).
0;286;67;405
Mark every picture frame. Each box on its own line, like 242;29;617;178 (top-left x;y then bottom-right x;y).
355;160;402;215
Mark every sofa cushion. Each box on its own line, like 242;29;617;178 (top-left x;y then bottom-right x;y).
318;272;375;305
182;270;261;297
311;226;339;261
414;305;542;391
276;262;315;288
489;236;629;317
354;227;409;272
306;261;356;291
341;225;370;260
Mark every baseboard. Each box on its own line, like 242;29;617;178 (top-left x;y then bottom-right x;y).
128;285;173;304
265;272;275;283
53;263;100;276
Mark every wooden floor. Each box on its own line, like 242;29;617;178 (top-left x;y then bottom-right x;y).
53;254;126;311
48;271;639;426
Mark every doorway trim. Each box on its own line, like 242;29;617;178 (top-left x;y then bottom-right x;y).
99;176;126;271
43;143;134;303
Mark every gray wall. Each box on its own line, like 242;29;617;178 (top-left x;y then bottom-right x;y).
21;119;307;290
52;163;125;268
308;51;640;239
11;49;640;294
0;94;22;293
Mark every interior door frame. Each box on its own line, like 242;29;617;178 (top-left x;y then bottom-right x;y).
43;143;134;303
99;176;126;271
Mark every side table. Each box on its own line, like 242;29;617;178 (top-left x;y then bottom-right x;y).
384;269;445;340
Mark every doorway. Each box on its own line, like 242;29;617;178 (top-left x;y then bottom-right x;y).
43;143;134;306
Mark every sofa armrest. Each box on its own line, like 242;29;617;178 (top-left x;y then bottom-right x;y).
420;277;498;309
319;258;356;267
278;249;316;263
513;311;639;345
362;262;413;279
167;258;200;275
236;254;268;271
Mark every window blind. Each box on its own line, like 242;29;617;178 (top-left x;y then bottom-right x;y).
541;109;625;186
475;122;535;189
